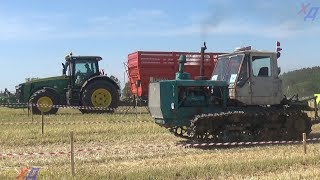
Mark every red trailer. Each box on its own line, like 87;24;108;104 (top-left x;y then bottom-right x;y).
127;51;224;98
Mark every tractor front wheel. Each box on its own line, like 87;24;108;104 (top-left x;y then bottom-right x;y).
80;81;119;113
29;89;59;115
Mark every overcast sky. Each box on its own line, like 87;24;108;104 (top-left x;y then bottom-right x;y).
0;0;319;91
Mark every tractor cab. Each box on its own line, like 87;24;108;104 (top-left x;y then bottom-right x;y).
212;44;283;106
63;53;102;87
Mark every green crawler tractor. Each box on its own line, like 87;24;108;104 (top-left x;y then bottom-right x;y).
16;53;120;114
149;42;314;142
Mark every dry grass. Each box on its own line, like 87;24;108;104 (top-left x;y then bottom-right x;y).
1;107;320;179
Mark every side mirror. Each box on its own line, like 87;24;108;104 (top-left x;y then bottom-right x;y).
62;63;66;76
277;52;281;58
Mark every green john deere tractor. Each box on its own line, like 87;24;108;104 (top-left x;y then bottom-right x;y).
15;53;120;114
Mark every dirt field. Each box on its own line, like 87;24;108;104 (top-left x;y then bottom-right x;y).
1;107;320;179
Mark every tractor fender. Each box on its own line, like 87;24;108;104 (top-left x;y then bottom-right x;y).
28;87;62;105
39;87;62;103
42;87;60;95
80;75;120;94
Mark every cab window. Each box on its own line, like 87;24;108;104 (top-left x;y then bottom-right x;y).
75;62;97;75
212;54;244;84
74;61;98;85
237;57;249;84
252;56;271;77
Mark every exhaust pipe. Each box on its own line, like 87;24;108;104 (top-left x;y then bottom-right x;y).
197;42;207;80
200;42;207;77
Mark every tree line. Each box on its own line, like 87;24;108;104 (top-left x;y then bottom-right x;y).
281;66;320;97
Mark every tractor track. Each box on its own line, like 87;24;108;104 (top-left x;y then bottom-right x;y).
171;108;312;142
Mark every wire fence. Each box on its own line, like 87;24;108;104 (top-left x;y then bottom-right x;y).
177;137;320;148
1;136;319;159
1;102;320;176
0;102;150;117
0;120;153;126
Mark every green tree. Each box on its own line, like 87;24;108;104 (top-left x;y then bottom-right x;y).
281;66;320;97
121;81;132;99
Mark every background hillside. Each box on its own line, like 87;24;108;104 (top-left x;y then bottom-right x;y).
281;66;320;97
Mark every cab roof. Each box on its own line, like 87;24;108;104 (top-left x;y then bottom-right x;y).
218;50;276;58
65;55;102;61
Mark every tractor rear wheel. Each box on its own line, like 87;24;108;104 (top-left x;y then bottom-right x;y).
29;89;59;115
80;80;119;113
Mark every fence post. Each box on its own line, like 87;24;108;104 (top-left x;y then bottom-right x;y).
303;133;307;155
135;95;138;119
314;97;318;119
27;103;30;117
41;112;44;134
31;104;34;122
70;131;75;176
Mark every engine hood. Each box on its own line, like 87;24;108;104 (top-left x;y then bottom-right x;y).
23;76;68;84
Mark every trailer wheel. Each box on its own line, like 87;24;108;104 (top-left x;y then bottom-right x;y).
29;89;59;115
80;80;119;113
